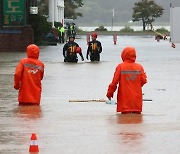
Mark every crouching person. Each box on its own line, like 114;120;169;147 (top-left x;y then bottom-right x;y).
14;44;44;105
106;46;147;114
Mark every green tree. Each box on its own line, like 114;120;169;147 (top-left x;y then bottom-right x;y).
29;14;51;44
132;0;164;31
64;0;84;19
38;0;48;15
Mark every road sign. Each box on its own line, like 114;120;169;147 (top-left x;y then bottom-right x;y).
3;0;25;26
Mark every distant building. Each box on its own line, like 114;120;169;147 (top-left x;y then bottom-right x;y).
48;0;64;27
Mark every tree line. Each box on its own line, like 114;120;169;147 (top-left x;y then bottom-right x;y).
38;0;163;31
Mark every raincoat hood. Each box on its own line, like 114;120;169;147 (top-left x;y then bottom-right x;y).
121;46;136;62
26;44;40;59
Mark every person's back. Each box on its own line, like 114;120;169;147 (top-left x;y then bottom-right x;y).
14;44;44;105
106;46;147;114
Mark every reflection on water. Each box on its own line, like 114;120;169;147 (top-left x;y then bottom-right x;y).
14;106;42;119
118;131;144;154
116;114;143;124
0;106;43;154
116;114;144;154
119;132;143;141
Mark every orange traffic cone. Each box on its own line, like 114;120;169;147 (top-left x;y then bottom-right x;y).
29;133;39;153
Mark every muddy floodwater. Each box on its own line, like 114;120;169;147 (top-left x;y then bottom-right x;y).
0;35;180;154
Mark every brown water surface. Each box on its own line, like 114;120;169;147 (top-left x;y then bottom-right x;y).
1;35;180;154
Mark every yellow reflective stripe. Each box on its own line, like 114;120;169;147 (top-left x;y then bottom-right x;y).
68;46;76;53
91;43;97;51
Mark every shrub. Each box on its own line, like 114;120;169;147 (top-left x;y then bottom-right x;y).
95;25;107;31
29;14;51;44
155;27;169;33
120;26;134;32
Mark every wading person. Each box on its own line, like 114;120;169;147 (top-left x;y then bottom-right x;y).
86;32;102;62
63;35;84;63
14;44;44;105
106;46;147;114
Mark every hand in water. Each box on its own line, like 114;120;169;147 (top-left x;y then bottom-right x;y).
106;99;116;105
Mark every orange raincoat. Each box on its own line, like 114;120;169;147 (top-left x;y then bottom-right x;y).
14;44;44;105
106;47;147;113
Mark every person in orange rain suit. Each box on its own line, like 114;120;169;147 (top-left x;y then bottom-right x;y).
106;46;147;114
14;44;44;105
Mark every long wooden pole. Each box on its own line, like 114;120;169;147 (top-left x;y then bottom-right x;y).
69;99;152;102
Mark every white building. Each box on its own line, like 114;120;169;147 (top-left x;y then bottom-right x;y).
48;0;64;27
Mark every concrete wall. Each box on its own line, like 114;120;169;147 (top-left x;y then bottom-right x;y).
0;26;34;52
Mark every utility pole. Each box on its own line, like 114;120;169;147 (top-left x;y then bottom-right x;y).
111;9;115;31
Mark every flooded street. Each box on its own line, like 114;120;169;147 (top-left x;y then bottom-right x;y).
1;35;180;154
